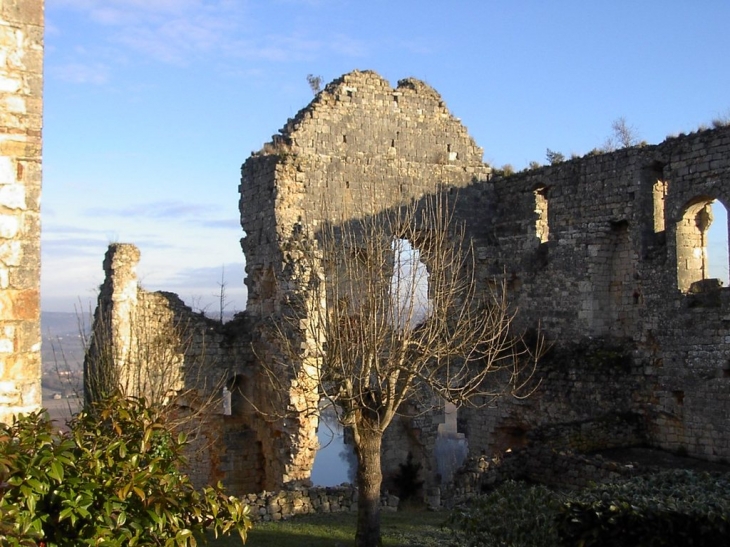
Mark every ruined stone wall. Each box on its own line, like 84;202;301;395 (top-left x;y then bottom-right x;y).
239;70;491;490
241;72;730;489
457;126;730;464
85;244;272;495
89;70;730;494
0;0;43;423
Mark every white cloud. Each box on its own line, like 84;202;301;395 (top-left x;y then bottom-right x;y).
116;12;236;64
51;62;110;84
49;0;370;68
83;200;219;220
50;0;247;64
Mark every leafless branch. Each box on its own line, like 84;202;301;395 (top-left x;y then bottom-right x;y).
258;193;543;433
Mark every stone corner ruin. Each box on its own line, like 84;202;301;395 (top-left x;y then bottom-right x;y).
84;69;730;496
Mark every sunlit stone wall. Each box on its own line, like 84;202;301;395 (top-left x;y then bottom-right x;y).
0;0;43;423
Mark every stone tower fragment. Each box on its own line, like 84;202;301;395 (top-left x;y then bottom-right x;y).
0;0;43;423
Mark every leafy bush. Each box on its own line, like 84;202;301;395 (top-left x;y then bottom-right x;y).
557;469;730;546
0;395;252;546
446;481;562;547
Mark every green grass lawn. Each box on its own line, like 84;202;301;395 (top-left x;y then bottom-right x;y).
208;509;453;547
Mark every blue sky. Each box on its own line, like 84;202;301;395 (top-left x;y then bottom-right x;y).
42;0;730;312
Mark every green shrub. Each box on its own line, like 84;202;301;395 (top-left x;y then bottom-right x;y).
446;481;562;547
557;469;730;546
546;149;565;165
0;395;252;546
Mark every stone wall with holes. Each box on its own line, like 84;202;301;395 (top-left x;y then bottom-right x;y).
88;70;730;495
239;70;730;489
455;125;730;468
242;486;399;522
0;0;43;424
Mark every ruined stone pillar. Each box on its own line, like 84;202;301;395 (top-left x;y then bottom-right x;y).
0;0;43;423
84;244;141;403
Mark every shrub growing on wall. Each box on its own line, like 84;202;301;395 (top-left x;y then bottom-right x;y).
0;394;252;546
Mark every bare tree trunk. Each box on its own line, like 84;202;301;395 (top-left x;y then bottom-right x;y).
355;426;383;547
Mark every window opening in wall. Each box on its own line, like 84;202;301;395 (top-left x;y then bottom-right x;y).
434;401;467;484
311;401;356;486
534;186;549;243
225;375;249;417
653;179;667;232
221;386;232;415
676;197;729;291
390;238;431;329
706;200;729;286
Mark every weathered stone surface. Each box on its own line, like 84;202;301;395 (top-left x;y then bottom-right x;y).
0;0;42;424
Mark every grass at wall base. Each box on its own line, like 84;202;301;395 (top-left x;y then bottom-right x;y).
207;510;451;547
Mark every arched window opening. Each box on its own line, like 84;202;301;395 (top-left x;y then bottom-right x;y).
390;238;430;329
534;186;549;243
676;197;729;292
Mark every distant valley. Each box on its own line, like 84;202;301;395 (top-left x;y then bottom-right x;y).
41;311;88;425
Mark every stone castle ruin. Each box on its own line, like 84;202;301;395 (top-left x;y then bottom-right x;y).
83;70;730;496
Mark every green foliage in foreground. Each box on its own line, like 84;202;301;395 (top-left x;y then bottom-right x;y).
0;395;252;546
208;510;451;547
446;470;730;547
558;469;730;546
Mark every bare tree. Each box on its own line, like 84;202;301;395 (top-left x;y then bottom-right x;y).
603;116;640;151
306;73;323;95
217;265;229;323
264;194;542;547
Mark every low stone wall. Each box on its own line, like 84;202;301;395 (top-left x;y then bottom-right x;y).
242;485;399;522
438;413;648;507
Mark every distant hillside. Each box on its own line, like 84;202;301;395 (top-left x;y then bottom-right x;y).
41;312;86;423
42;311;91;337
41;311;89;372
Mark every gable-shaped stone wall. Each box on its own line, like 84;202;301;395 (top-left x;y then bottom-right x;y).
239;70;491;490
